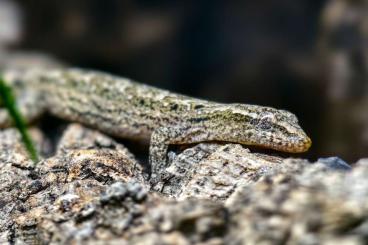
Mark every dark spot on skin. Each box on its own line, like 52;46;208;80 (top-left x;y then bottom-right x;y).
223;146;230;152
139;99;145;106
194;104;205;110
250;119;258;126
190;117;209;123
259;120;272;130
170;104;178;111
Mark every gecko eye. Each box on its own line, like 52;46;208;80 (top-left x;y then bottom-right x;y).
258;117;272;130
257;114;275;130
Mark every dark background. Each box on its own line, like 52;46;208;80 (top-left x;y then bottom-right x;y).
2;0;368;163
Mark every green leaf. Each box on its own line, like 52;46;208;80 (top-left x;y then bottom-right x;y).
0;74;39;164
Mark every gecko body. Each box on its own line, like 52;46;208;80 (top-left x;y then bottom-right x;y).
1;69;311;182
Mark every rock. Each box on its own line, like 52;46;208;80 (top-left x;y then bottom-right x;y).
0;127;48;168
1;124;368;244
135;198;228;245
0;124;149;243
54;124;145;185
318;156;352;171
154;143;284;201
0;128;48;242
57;123;134;155
225;160;368;244
100;181;147;204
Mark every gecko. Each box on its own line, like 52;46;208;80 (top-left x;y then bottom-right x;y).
0;68;311;184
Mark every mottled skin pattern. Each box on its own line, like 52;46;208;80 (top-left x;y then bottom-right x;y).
1;69;311;183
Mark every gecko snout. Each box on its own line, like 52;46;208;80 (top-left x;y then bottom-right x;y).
289;134;312;153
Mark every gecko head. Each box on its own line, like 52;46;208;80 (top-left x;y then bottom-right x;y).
212;104;312;153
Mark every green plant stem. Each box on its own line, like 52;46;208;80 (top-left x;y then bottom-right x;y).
0;75;39;164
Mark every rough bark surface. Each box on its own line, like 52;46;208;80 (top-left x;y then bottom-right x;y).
0;124;367;244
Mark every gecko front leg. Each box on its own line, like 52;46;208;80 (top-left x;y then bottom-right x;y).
149;124;211;189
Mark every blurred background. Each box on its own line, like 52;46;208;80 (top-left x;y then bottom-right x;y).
0;0;367;162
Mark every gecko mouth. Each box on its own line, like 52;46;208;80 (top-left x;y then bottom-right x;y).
246;132;312;154
240;134;311;154
271;135;312;153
